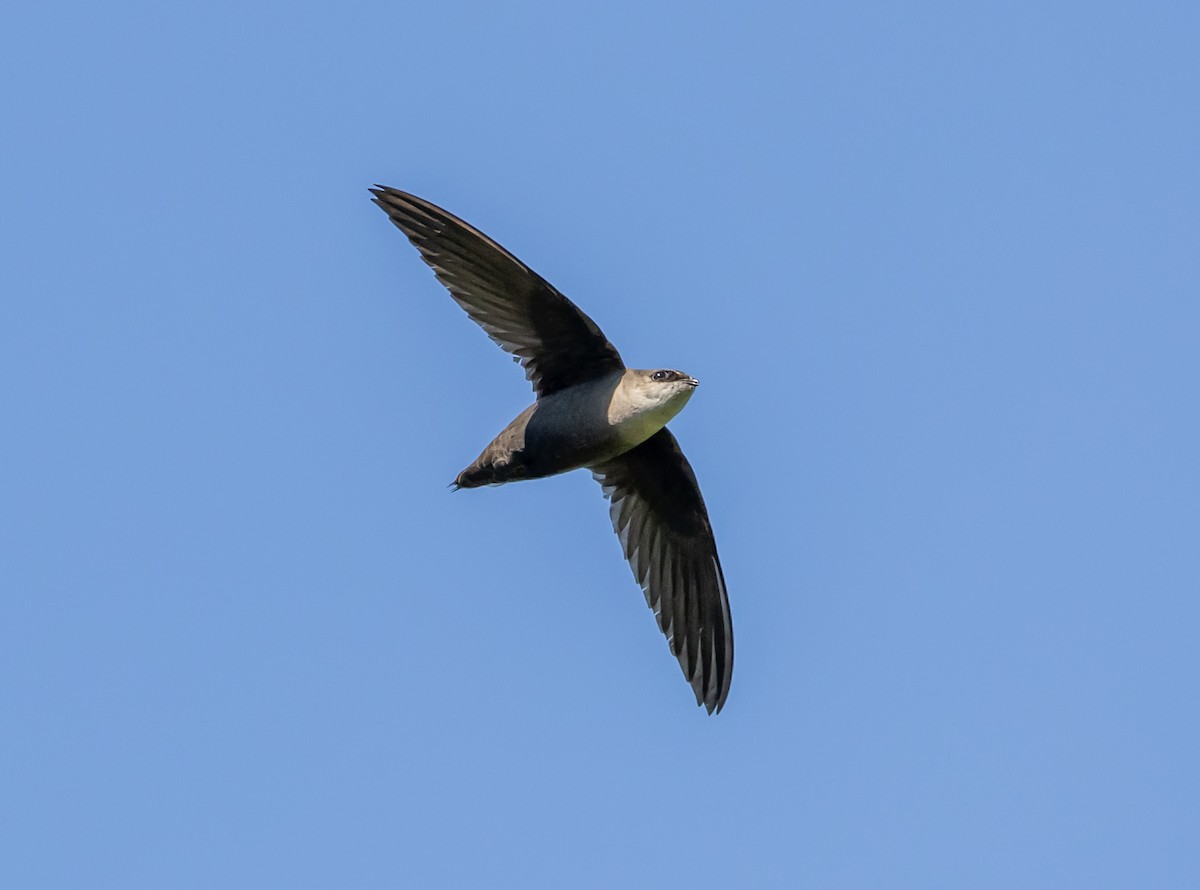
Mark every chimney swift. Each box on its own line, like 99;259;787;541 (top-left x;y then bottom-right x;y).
370;187;733;713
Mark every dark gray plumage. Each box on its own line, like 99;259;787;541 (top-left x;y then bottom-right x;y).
371;186;733;713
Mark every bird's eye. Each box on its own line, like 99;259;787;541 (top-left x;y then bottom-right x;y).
652;370;670;381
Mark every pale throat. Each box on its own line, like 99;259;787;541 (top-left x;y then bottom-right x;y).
605;383;694;449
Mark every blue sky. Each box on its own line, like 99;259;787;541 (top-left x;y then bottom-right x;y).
3;1;1198;886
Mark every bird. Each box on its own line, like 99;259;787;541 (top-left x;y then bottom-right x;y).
370;186;733;713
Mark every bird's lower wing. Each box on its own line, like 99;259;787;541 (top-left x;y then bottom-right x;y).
591;428;733;713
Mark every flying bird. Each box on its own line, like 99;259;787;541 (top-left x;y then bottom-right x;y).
370;187;733;713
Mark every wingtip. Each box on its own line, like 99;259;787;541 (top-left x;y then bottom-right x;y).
368;184;404;207
370;184;419;202
699;689;727;716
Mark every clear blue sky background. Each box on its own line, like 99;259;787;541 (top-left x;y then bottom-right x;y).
3;2;1198;887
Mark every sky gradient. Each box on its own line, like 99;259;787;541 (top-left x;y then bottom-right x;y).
3;2;1199;887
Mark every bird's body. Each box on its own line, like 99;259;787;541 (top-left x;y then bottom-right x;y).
371;186;734;713
455;368;697;488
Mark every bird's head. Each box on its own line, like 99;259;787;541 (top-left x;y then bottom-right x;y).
625;368;699;415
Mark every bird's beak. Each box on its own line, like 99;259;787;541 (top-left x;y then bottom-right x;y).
685;376;700;387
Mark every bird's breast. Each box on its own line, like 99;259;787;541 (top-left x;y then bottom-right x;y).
605;383;694;452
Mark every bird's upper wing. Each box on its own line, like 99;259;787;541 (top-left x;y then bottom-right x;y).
371;186;625;397
592;428;733;714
